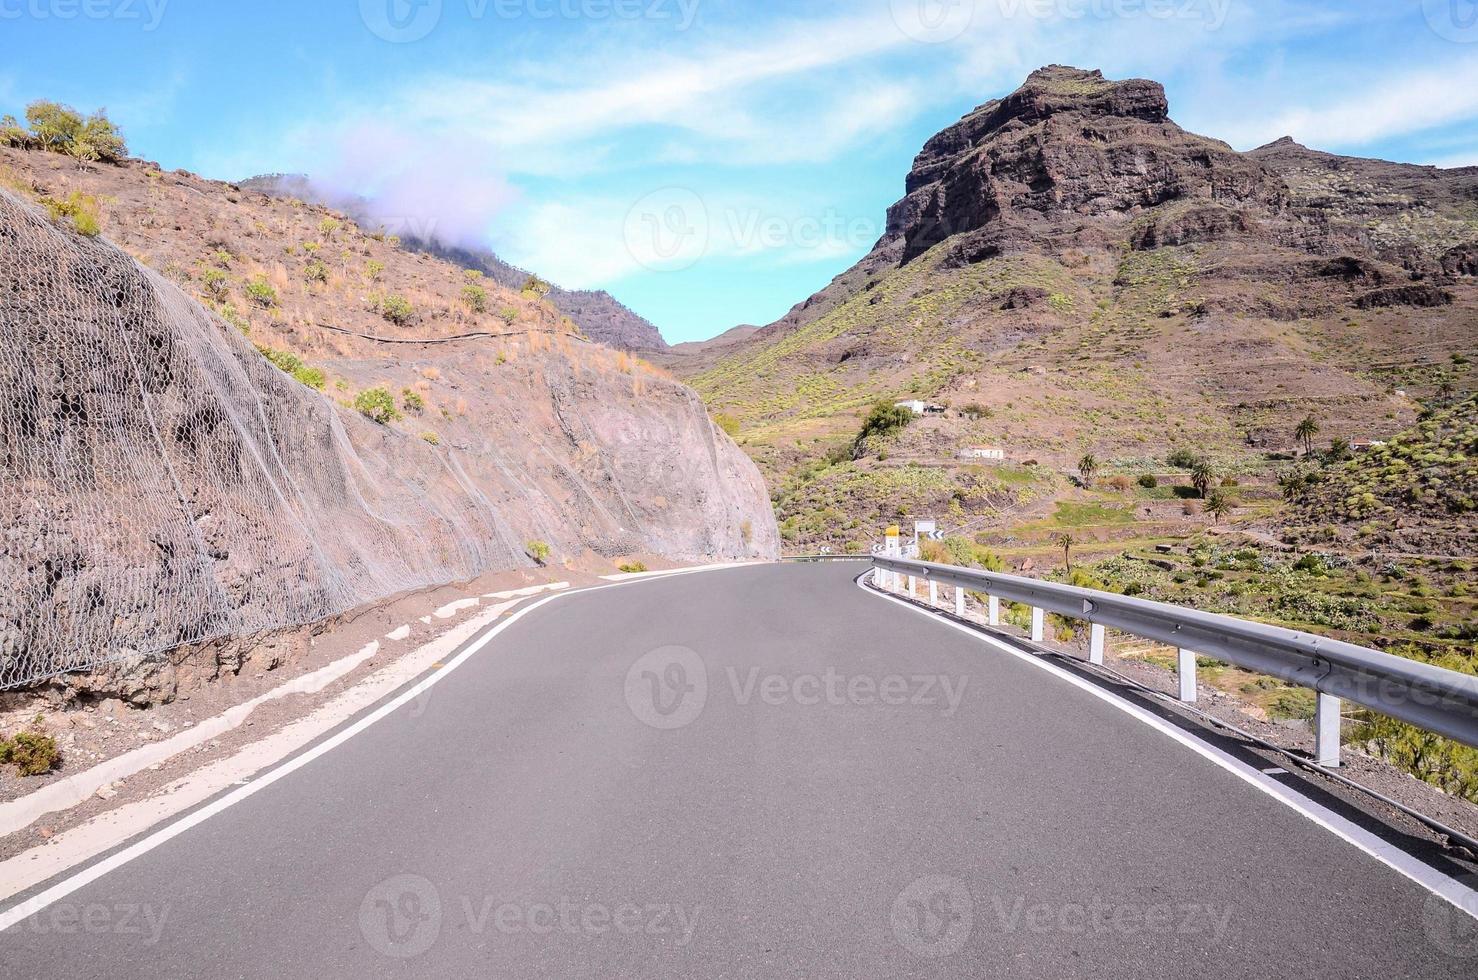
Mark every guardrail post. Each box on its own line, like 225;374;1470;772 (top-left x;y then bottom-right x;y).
929;580;938;607
908;575;917;598
1031;607;1045;643
987;596;1000;626
1089;624;1105;666
1315;693;1341;767
954;586;965;616
1177;648;1197;702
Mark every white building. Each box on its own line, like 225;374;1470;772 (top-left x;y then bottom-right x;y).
959;447;1006;462
895;400;945;416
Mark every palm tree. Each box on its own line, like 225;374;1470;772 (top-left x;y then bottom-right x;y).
1190;459;1215;499
1055;532;1075;573
1294;415;1320;456
1326;437;1350;462
1077;454;1098;487
1206;489;1233;524
1278;469;1307;503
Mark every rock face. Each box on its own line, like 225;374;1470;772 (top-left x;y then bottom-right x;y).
0;189;774;689
884;66;1282;265
673;65;1477;554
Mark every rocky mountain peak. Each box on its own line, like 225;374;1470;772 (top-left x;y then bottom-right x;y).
884;65;1277;265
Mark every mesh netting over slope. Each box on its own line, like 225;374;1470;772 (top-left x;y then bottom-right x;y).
0;191;777;688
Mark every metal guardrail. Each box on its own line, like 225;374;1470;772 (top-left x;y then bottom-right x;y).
872;556;1478;763
782;554;872;562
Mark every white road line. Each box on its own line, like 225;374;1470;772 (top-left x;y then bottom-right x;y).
0;561;757;931
857;572;1478;921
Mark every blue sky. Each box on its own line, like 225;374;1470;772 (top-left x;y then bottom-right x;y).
4;0;1478;342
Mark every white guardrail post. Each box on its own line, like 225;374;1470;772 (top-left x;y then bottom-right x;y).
955;586;965;616
1177;649;1198;703
929;580;938;607
1316;693;1342;767
868;555;1478;759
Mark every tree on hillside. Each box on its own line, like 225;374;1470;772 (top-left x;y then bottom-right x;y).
1295;415;1320;456
1077;454;1098;487
850;401;914;459
1206;489;1234;524
1325;437;1351;463
1055;532;1075;574
21;101;127;163
1190;459;1215;499
1278;468;1310;503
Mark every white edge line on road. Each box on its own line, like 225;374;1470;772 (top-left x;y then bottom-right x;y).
857;572;1478;921
0;561;756;932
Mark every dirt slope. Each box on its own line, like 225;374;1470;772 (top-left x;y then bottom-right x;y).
0;153;776;689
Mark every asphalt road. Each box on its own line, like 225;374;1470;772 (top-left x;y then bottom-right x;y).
2;562;1474;977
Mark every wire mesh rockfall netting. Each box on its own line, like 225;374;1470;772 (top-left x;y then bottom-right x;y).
0;190;526;689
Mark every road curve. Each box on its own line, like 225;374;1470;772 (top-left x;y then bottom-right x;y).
1;562;1473;977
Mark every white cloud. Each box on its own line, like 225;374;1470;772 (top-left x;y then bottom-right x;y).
1210;61;1478;151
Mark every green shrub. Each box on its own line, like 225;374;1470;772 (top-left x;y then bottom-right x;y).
527;540;551;565
401;388;425;413
245;276;277;308
23;100;127;162
200;266;229;299
461;284;488;313
6;727;60;776
714;414;740;437
354;387;402;424
421;431;440;446
619;561;648;574
39;191;102;236
378;294;414;325
522;274;551;298
851;401;914;458
304;259;329;283
1137;474;1158;488
497;307;518;326
364;259;384;281
1167;447;1199;469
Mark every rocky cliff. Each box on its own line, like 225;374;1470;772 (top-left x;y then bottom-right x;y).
0;175;775;689
674;66;1476;553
